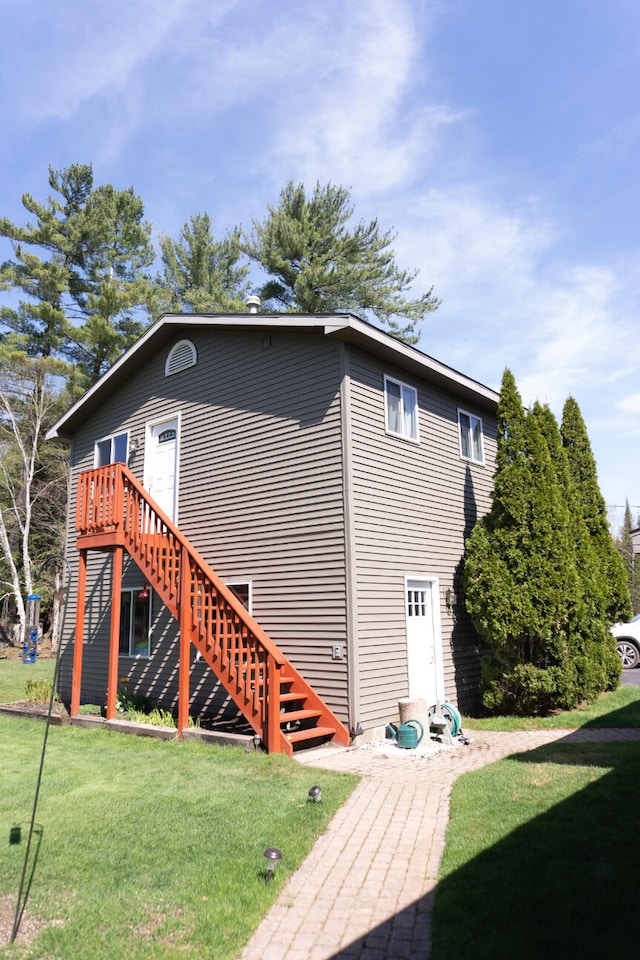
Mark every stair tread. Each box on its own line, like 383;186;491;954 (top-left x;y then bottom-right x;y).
280;708;321;723
284;725;337;744
80;465;350;755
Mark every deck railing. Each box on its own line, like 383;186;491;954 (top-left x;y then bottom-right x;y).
76;463;288;751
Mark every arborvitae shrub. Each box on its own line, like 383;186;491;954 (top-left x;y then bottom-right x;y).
464;372;624;716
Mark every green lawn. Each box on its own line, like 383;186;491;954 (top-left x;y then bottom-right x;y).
434;686;640;959
463;683;640;730
0;673;358;958
431;739;640;959
0;657;55;705
5;660;640;957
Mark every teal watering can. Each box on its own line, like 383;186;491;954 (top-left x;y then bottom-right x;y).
386;719;424;749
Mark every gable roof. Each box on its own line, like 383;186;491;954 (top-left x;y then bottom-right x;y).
47;312;500;440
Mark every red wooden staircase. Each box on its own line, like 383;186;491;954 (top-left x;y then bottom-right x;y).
72;463;350;756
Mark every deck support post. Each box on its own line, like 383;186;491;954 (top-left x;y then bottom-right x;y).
106;546;123;720
177;544;191;738
73;464;350;754
265;653;282;754
71;549;87;716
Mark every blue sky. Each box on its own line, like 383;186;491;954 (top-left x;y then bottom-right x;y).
2;0;639;527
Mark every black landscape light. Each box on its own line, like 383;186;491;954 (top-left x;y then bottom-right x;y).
308;785;322;803
263;847;282;883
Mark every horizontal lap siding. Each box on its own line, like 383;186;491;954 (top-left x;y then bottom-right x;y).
177;333;348;717
60;329;349;722
347;349;496;724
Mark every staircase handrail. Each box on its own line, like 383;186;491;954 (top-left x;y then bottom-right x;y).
76;463;288;667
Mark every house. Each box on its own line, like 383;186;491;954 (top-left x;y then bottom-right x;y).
48;310;499;753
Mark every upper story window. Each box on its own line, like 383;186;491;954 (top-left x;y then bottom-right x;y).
95;431;128;466
165;339;197;376
458;409;484;464
384;375;419;442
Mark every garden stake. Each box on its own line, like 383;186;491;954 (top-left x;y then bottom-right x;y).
11;555;71;945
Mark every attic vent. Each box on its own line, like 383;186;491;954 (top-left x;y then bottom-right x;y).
165;339;197;377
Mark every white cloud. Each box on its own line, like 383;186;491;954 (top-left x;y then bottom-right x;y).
11;0;224;122
267;1;458;193
615;392;640;415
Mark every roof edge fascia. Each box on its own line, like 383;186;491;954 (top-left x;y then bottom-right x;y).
47;312;498;440
326;313;500;406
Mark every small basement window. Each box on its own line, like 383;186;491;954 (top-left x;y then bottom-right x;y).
165;339;197;376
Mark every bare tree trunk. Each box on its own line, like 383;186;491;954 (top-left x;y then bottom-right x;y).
0;507;26;640
50;568;62;653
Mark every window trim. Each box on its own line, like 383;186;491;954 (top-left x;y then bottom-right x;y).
384;374;420;443
458;408;485;465
95;431;129;467
119;587;152;658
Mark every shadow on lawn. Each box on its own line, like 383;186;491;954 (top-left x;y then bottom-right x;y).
327;729;640;960
433;738;640;959
579;695;640;728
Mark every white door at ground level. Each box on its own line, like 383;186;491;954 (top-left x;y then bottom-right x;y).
144;418;179;523
405;579;441;705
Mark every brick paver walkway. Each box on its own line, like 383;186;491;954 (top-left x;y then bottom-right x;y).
238;727;640;960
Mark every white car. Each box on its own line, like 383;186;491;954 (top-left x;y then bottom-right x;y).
610;615;640;669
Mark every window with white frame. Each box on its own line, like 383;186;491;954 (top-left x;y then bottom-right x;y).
119;588;152;657
95;431;129;466
458;409;484;464
227;581;252;612
384;375;419;441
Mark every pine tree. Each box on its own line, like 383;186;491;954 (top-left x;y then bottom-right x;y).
246;181;440;343
0;164;157;638
561;396;632;623
0;164;157;388
0;164;91;358
159;214;250;314
58;179;157;386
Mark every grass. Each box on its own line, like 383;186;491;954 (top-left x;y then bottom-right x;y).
462;683;640;730
0;657;56;705
0;683;358;958
4;659;639;956
430;739;640;959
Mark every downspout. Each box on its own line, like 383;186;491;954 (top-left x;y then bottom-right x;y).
338;344;361;739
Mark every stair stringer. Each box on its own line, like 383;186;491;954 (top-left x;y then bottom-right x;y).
111;475;350;754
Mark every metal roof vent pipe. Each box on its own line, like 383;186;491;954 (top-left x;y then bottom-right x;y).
246;295;261;314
